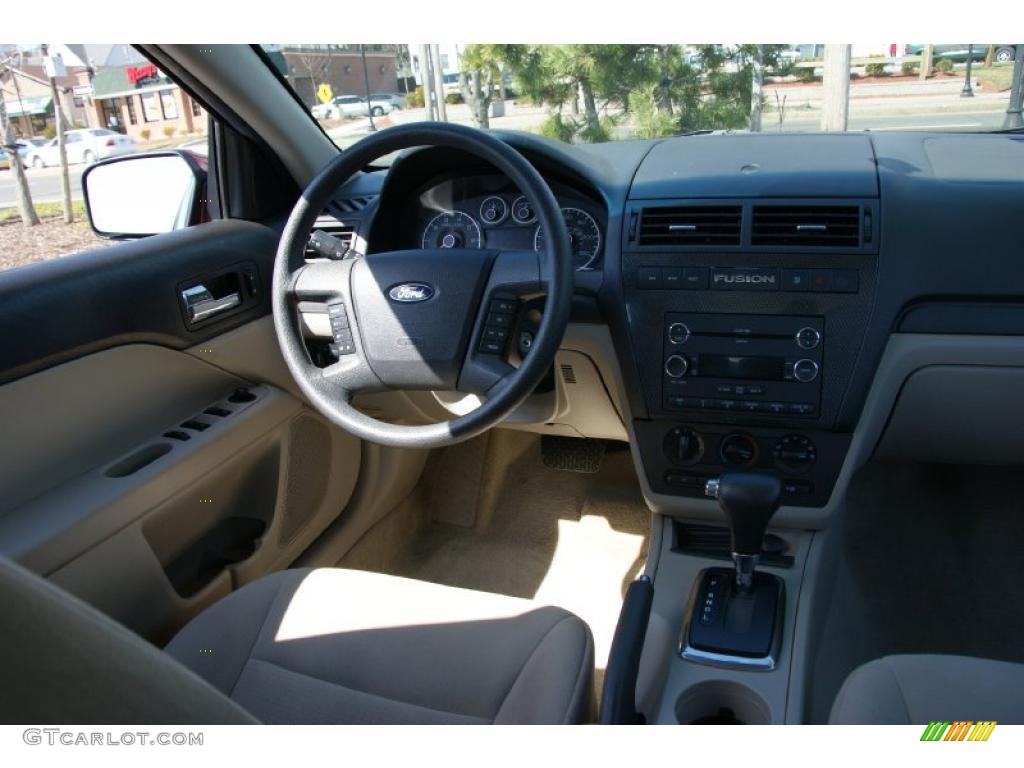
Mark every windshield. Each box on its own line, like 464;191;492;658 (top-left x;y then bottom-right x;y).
260;44;1024;149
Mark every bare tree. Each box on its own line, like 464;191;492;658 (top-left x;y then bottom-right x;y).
0;59;40;226
749;44;765;132
295;46;332;104
459;69;493;128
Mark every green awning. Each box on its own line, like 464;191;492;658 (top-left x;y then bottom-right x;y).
4;95;53;117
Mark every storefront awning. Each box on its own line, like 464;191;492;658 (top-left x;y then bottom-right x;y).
3;95;53;118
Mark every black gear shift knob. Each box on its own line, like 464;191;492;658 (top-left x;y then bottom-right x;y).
706;471;782;592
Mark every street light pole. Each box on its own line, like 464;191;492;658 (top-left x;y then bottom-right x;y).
360;44;376;132
961;44;975;98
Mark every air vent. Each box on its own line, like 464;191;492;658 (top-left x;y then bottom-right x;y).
752;205;860;247
334;195;376;214
305;215;355;259
638;206;742;246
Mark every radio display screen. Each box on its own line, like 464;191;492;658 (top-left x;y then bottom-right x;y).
700;354;784;381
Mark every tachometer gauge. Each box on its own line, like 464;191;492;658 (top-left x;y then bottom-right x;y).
421;211;483;249
479;196;508;226
511;195;536;225
534;207;602;271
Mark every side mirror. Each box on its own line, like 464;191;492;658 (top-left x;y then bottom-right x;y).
83;150;207;239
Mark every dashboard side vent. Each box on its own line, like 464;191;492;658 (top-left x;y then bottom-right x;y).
306;215;355;259
334;195;377;214
751;205;861;247
638;206;742;246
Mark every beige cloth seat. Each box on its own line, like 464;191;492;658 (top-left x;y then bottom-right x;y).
829;654;1024;724
0;558;593;724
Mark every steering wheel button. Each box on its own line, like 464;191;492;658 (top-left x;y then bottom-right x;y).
490;298;517;313
483;326;509;342
487;311;514;328
479;339;505;355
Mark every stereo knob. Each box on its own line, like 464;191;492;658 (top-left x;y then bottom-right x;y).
665;354;690;378
795;327;821;350
668;322;691;345
792;358;819;383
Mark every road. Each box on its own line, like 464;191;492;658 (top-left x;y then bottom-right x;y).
0;165;86;208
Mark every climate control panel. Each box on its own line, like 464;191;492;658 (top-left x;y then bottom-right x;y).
633;420;850;508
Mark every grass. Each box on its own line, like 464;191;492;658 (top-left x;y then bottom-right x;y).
0;200;87;224
976;63;1017;92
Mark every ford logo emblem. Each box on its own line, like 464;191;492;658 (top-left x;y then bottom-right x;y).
388;283;435;303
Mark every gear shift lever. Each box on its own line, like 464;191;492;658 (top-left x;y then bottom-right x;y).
705;472;782;593
681;471;785;669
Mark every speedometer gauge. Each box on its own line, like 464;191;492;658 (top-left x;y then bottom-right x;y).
533;208;602;271
421;211;483;250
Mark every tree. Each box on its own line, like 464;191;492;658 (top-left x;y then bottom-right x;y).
295;46;331;104
0;59;40;226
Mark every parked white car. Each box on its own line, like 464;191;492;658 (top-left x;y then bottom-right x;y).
25;129;136;169
312;95;396;120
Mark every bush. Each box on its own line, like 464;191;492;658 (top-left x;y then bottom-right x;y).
936;58;954;74
865;62;888;77
901;61;918;76
797;66;818;82
537;112;575;143
43;125;56;140
445;92;464;105
405;86;424;108
629;89;678;139
163;126;176;138
140;128;151;141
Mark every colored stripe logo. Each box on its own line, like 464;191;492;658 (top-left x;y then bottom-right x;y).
921;721;997;741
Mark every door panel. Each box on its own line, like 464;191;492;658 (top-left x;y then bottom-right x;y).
0;221;363;643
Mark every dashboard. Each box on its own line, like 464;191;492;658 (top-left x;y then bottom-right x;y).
337;130;1024;525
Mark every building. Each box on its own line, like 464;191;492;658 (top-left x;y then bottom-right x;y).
1;62;91;137
266;45;402;105
2;44;206;143
89;61;207;141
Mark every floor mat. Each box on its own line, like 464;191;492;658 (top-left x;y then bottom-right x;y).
339;431;651;688
808;460;1024;722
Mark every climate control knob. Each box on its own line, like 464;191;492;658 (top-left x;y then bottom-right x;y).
665;354;690;378
792;358;820;383
719;433;759;468
774;434;817;474
663;426;704;466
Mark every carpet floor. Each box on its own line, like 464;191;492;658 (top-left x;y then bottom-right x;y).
339;431;652;689
808;459;1024;722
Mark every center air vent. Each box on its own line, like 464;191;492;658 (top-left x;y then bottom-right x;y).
306;215;355;259
752;205;861;247
638;206;742;247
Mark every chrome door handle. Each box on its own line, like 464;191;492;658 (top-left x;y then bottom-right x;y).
181;284;241;323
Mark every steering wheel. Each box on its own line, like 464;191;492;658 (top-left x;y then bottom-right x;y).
272;122;573;449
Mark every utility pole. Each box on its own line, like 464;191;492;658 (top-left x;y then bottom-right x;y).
42;45;73;224
431;45;448;122
919;45;934;80
1003;44;1024;130
359;44;376;131
419;44;436;121
821;44;851;132
0;82;40;226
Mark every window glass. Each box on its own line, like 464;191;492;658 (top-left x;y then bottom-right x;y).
259;43;1024;151
141;91;162;122
159;89;178;120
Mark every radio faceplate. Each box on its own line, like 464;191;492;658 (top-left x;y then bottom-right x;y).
662;313;824;417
